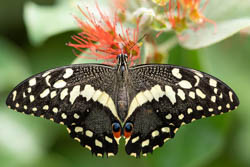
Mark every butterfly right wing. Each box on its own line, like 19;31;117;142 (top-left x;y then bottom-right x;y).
124;64;239;157
6;64;120;157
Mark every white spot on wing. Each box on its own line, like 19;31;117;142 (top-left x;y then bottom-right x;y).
105;136;113;143
229;91;234;102
172;68;182;79
15;103;19;108
196;89;206;99
177;89;185;101
127;98;139;121
106;98;119;121
61;113;67;119
23;92;26;98
63;68;74;79
42;71;50;77
32;107;37;112
29;78;36;86
196;105;203;111
150;85;164;101
152;130;159;138
43;105;49;110
165;85;176;105
50;91;57;99
81;85;95;101
165;113;172;119
92;90;102;101
211;96;216;103
143;90;154;102
53;80;66;88
95;139;103;148
74;113;80;119
189;91;195;99
45;75;51;87
187;108;193;114
85;130;93;137
85;145;91;150
52;107;58;113
208;108;214;112
178;80;192;89
108;153;114;157
141;139;150;147
75;126;83;133
161;127;170;133
153;145;159;150
40;88;50;98
69;85;81;104
12;90;17;101
132;136;140;143
29;95;35;103
193;70;203;78
214;88;218;94
178;114;184;120
27;87;32;93
219;93;223;99
136;92;148;106
209;78;217;87
194;75;200;87
97;92;109;106
97;153;102;157
130;153;137;157
60;88;68;100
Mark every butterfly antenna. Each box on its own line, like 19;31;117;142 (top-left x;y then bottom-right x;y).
128;33;148;52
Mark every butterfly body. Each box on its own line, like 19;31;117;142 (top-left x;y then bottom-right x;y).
6;54;239;157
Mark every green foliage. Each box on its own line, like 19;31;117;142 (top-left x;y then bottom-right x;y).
0;0;250;167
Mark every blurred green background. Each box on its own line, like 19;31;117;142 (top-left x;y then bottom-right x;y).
0;1;250;167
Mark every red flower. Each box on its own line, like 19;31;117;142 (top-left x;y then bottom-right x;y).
67;4;141;66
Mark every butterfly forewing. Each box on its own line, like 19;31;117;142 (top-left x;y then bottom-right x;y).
125;64;239;157
6;64;120;157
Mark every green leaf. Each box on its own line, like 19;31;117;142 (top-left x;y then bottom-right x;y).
24;0;111;46
24;0;78;46
180;0;250;49
180;19;250;49
0;37;31;92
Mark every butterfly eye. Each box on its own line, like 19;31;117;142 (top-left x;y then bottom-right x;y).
124;122;133;138
112;122;121;138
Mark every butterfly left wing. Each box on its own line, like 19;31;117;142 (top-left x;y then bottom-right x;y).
6;64;120;157
124;64;239;157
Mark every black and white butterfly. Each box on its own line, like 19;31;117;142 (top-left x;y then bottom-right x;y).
6;54;239;157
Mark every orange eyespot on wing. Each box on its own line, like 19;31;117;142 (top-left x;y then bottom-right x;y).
124;122;133;138
112;122;121;138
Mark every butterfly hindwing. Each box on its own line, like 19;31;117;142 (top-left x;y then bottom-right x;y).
66;101;118;157
125;64;239;157
6;64;120;157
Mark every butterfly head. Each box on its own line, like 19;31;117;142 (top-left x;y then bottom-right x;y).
117;54;128;72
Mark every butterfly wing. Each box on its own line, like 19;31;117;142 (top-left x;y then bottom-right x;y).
6;64;120;157
125;64;239;157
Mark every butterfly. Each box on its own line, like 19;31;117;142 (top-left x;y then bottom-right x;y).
6;54;239;157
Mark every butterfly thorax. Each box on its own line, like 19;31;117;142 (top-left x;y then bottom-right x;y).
115;54;130;122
